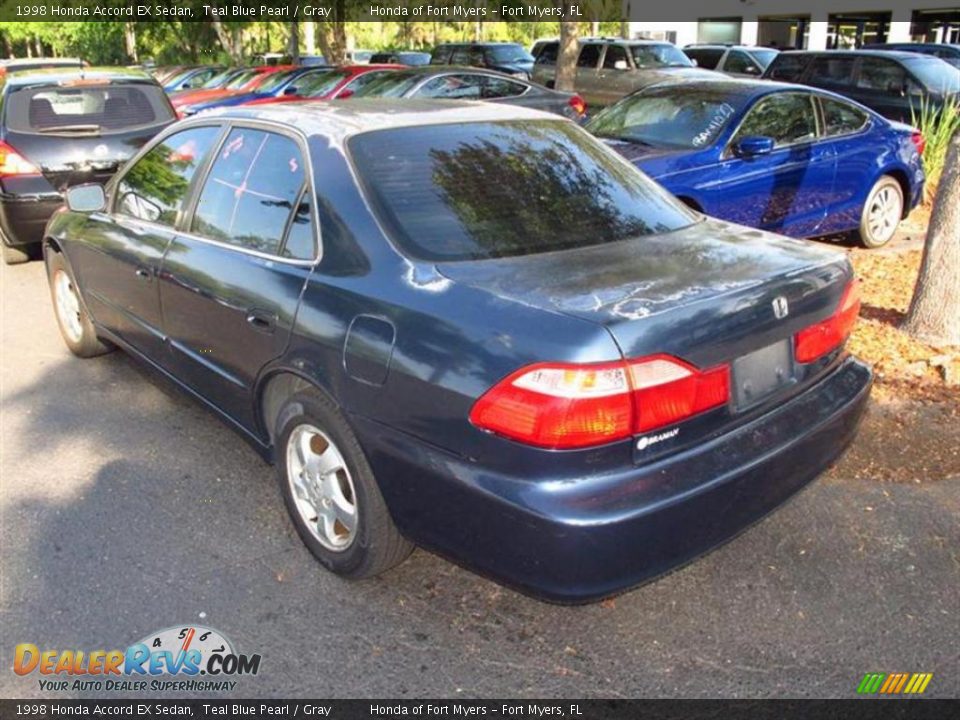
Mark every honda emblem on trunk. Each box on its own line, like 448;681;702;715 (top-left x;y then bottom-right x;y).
772;296;789;319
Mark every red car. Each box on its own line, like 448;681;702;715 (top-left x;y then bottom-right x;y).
171;66;295;115
243;64;403;105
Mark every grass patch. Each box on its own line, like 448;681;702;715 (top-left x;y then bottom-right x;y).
912;96;960;205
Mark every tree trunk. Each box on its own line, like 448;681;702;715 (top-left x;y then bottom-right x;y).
555;14;579;92
303;21;316;54
903;129;960;347
315;24;346;65
288;21;300;63
124;22;138;63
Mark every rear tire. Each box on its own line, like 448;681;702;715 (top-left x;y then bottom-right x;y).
46;251;113;358
275;388;413;579
2;243;30;265
859;176;903;249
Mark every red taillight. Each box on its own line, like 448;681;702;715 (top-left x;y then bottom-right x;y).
568;94;587;117
0;141;40;177
794;281;861;364
911;130;926;156
470;355;730;449
629;356;730;433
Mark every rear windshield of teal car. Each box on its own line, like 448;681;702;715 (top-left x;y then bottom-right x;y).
587;87;741;149
349;121;696;262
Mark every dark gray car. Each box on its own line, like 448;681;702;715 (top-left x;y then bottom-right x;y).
352;66;587;120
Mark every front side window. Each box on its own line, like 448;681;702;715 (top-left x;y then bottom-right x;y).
766;54;808;81
577;44;602;68
191;129;306;255
536;42;559;65
631;44;693;68
820;97;869;136
809;56;857;87
857;58;908;92
416;74;483;100
725;50;760;75
349;121;696;262
603;45;630;69
733;94;817;148
115;125;221;227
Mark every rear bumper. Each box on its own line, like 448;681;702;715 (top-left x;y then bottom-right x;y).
354;357;873;603
0;192;62;248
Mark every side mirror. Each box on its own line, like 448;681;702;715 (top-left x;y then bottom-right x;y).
735;136;775;157
65;184;106;213
614;59;629;71
336;88;355;99
690;58;699;67
283;86;299;96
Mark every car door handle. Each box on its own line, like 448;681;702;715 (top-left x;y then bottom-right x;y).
246;309;277;334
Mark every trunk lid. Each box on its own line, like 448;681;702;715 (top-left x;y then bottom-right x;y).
436;218;851;372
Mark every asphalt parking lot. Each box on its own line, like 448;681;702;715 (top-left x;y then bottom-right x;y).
1;259;958;699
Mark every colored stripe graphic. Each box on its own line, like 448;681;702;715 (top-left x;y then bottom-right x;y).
857;672;933;694
858;673;886;694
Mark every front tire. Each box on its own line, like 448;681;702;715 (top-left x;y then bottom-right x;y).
276;389;413;579
859;176;904;248
46;251;113;357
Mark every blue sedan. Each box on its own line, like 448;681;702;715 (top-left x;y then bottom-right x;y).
588;79;925;247
177;66;333;116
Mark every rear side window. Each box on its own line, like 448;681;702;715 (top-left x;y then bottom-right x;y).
115;125;221;227
416;74;483;99
482;76;527;98
809;56;856;87
766;54;808;81
192;128;308;255
820;97;868;136
577;44;602;68
7;82;174;134
685;48;723;69
348;121;696;262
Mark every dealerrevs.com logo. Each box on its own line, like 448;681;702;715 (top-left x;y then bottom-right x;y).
14;625;261;693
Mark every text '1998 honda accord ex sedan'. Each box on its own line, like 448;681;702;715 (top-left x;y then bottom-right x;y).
44;101;872;603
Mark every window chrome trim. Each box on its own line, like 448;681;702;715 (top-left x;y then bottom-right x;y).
114;116;322;268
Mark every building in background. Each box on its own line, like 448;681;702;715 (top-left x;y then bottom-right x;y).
626;1;959;49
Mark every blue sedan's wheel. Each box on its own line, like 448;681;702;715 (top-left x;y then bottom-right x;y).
860;177;903;249
275;389;414;578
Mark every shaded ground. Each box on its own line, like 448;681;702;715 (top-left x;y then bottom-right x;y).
1;241;957;700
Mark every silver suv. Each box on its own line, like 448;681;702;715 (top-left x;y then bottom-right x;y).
683;44;779;77
531;37;717;107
